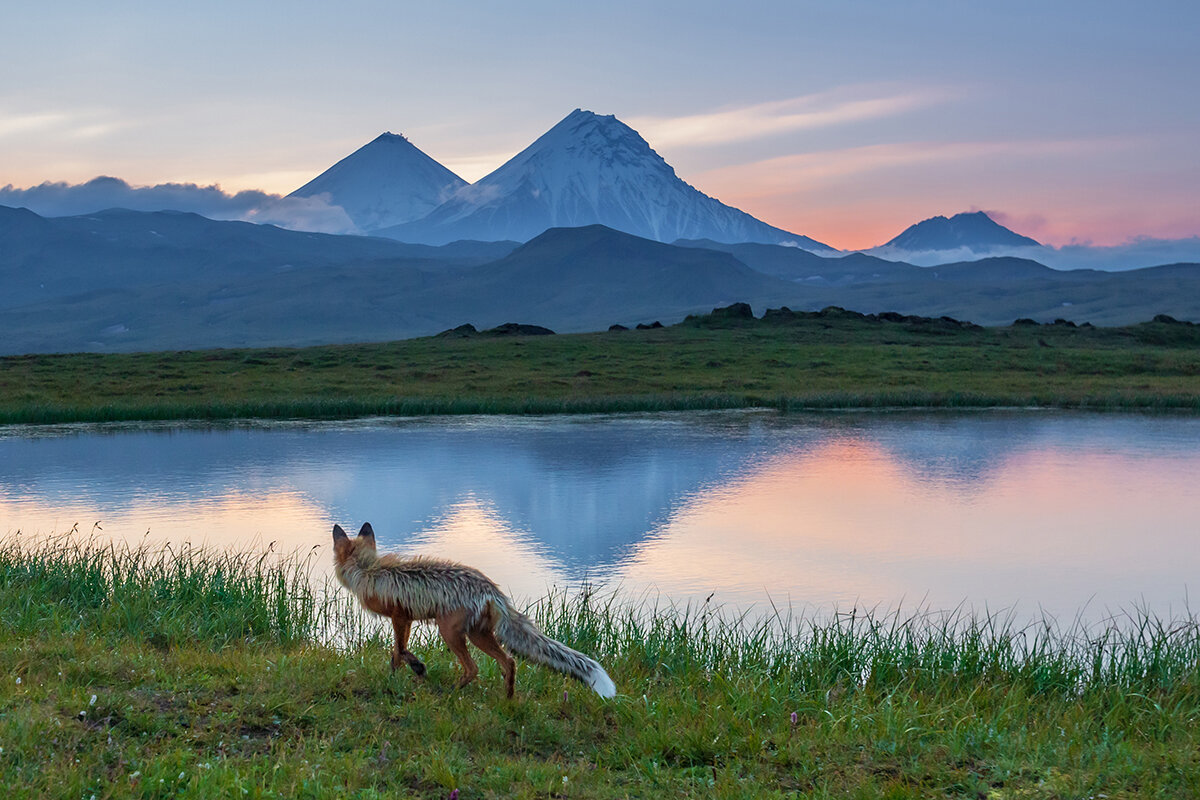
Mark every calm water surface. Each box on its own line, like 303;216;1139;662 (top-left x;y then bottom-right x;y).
2;410;1198;621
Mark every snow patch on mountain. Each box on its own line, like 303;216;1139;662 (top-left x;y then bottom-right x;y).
289;132;467;232
380;110;832;250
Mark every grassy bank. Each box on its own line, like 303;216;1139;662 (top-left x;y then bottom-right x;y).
2;539;1199;798
1;310;1199;424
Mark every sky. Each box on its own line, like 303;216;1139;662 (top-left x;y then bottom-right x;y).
2;1;1198;250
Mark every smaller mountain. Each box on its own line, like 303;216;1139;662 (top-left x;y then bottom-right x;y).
289;133;467;232
883;211;1041;251
430;224;797;330
922;256;1063;282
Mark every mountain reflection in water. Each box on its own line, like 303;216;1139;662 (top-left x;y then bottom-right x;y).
1;411;1197;619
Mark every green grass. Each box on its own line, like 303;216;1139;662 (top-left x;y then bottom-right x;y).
2;538;1199;798
1;312;1199;424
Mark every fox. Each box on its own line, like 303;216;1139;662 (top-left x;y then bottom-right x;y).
331;522;616;699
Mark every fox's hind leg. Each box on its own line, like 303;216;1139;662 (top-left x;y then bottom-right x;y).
390;615;426;677
437;611;479;689
468;628;516;698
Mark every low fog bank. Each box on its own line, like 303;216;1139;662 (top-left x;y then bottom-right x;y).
0;177;358;235
866;238;1200;271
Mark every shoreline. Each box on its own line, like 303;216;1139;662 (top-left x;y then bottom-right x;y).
3;391;1200;427
3;315;1198;425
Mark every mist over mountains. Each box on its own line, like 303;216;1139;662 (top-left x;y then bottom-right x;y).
3;109;829;250
0;176;358;234
866;211;1200;271
6;108;1199;267
3;107;1200;354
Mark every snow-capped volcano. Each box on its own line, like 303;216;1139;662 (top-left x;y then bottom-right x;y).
379;109;831;250
289;132;467;232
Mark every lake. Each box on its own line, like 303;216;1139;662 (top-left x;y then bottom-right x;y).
2;410;1198;622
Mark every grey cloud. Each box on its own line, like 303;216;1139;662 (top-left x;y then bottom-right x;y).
0;177;359;234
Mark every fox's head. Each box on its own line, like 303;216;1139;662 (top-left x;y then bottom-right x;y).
332;522;377;566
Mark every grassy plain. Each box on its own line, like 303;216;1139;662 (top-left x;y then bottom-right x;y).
1;311;1199;425
2;538;1199;799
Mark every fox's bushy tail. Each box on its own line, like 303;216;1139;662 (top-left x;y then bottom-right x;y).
495;605;616;698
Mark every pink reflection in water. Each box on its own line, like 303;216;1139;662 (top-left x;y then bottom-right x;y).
3;414;1197;623
613;438;1200;619
0;490;336;571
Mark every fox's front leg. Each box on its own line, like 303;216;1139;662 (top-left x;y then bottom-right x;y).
391;615;426;677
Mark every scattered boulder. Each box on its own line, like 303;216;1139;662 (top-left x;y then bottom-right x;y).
761;307;797;323
1052;318;1077;328
865;311;983;331
608;324;629;331
710;301;754;319
482;322;555;336
1012;318;1039;327
817;306;867;321
635;321;664;330
435;323;478;337
1152;314;1186;325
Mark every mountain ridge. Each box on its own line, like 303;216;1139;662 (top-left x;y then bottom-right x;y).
3;205;1199;354
377;109;833;250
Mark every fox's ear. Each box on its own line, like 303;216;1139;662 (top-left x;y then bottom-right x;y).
358;522;375;539
332;524;348;542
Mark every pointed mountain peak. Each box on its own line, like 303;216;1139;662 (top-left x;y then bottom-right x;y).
378;109;830;250
560;108;619;126
524;109;661;163
369;131;412;144
884;210;1041;250
290;132;466;232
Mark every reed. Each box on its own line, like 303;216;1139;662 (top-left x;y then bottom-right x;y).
2;540;1198;797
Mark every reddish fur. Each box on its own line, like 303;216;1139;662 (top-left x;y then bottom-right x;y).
333;527;517;698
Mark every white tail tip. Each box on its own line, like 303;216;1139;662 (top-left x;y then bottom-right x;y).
587;667;617;698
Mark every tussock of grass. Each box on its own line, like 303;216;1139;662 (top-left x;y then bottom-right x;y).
2;540;1200;797
0;535;352;647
